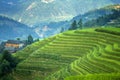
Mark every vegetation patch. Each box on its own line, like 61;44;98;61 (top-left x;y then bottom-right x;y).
95;27;120;35
65;73;120;80
11;28;120;80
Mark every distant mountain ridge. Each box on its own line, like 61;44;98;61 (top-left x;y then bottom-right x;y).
0;15;38;40
0;0;115;26
84;5;120;27
111;0;120;3
66;4;120;28
72;4;120;23
0;2;120;40
33;4;120;38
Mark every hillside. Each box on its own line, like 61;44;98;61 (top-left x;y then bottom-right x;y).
72;4;120;23
48;4;120;34
84;9;120;27
33;21;69;38
0;16;38;40
111;0;120;4
12;27;120;80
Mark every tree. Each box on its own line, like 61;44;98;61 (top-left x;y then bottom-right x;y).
16;38;20;41
34;38;39;42
78;19;83;29
2;50;18;68
27;35;33;45
69;20;77;30
0;42;5;53
0;51;18;77
60;27;64;33
0;50;19;77
2;51;12;62
1;60;11;76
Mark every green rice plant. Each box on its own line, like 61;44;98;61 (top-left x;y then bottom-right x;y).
14;28;120;80
64;73;120;80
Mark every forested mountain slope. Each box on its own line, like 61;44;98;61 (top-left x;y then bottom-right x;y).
0;16;38;40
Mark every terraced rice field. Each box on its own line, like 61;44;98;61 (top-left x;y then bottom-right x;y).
13;28;120;80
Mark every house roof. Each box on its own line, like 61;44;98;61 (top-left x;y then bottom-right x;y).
6;40;24;44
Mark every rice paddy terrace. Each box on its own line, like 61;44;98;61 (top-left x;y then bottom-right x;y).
13;27;120;80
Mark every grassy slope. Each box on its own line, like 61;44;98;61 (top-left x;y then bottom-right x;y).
95;27;120;35
12;27;120;80
65;73;120;80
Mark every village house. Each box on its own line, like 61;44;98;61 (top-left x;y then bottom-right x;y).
5;40;25;53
